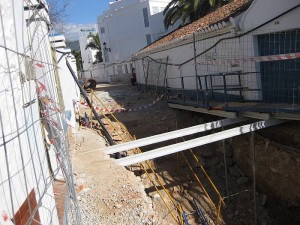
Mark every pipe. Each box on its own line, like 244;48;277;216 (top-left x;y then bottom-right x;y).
103;117;248;155
116;119;283;166
66;58;115;145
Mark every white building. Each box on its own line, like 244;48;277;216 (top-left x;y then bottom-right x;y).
97;0;172;63
79;27;99;76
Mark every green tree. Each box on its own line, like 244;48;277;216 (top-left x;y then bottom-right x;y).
163;0;230;28
85;33;103;63
71;50;83;72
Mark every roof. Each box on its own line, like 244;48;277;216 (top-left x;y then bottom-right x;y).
138;0;253;55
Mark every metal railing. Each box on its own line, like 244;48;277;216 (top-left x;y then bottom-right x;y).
165;71;263;109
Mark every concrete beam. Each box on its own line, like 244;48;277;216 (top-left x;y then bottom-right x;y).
103;117;247;155
116;119;284;166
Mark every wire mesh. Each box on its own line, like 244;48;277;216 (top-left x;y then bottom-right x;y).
193;28;300;111
135;21;300;113
0;0;81;224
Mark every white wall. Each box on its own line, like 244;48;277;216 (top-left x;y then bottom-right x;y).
84;61;133;83
150;11;182;41
98;0;149;63
54;49;80;133
0;0;59;224
240;0;300;32
97;0;172;63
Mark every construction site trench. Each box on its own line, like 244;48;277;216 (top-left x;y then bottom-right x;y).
70;83;300;225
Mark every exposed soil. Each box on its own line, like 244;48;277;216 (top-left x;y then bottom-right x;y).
69;128;168;225
70;82;300;225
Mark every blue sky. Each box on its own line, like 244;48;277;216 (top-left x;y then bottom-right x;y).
61;0;111;41
66;0;111;24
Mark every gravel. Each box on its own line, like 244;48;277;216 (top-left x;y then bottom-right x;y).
68;128;168;225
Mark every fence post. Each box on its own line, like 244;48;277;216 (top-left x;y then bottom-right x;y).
238;71;243;102
181;77;185;102
223;74;228;107
204;75;209;108
66;59;115;146
163;56;169;94
193;33;200;104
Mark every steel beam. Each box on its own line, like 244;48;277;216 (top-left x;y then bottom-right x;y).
103;117;247;155
116;119;283;166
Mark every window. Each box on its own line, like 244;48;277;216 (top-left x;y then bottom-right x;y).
124;64;129;74
142;8;149;27
100;27;105;34
152;6;159;14
146;34;152;45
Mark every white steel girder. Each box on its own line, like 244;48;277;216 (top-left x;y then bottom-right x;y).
116;119;283;166
103;117;248;155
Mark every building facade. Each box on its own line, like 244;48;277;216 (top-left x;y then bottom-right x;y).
79;27;99;75
97;0;172;63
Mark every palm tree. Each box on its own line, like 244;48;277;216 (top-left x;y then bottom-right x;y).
163;0;230;29
85;33;103;63
71;49;83;72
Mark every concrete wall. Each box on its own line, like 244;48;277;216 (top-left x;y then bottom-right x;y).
83;61;133;84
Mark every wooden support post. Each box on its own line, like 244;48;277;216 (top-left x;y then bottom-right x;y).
193;33;200;104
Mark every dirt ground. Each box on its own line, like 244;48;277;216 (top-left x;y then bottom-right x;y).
70;82;299;225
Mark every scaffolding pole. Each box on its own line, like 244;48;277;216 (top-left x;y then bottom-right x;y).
66;59;115;145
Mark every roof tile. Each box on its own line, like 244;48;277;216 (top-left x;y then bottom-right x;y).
138;0;253;54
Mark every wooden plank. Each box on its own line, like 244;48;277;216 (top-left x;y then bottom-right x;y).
168;103;237;118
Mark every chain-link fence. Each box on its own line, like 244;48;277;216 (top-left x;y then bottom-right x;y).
0;0;81;224
135;5;300;114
